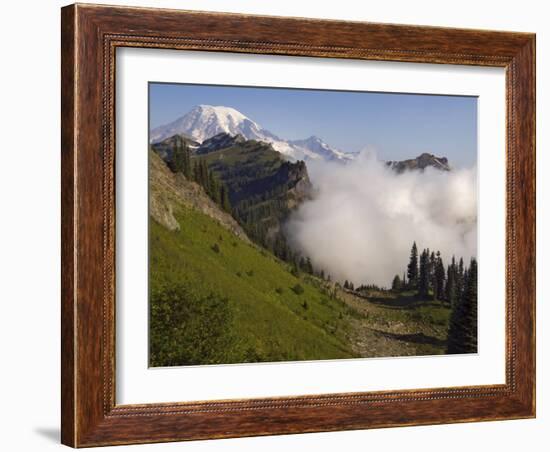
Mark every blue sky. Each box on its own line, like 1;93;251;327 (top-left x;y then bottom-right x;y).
149;83;477;168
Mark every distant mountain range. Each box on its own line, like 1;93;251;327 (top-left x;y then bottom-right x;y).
150;104;453;173
150;105;354;162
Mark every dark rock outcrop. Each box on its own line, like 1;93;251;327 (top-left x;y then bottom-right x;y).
386;153;450;173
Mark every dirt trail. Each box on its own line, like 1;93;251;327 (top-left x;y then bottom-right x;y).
338;288;450;358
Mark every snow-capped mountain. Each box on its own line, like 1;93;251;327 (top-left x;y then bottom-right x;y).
150;105;354;162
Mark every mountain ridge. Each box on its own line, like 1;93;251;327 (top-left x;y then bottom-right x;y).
150;105;353;162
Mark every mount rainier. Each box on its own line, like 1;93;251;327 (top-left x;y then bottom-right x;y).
150;104;354;162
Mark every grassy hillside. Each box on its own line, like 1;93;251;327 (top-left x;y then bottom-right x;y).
149;202;357;367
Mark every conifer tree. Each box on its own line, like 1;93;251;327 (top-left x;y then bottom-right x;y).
418;249;430;297
457;257;465;299
447;258;478;354
193;160;200;183
407;242;419;289
199;160;208;187
392;274;402;291
208;172;220;204
429;250;436;295
172;139;185;174
434;251;446;300
305;257;314;274
445;256;458;306
344;280;349;290
220;185;231;212
183;143;192;179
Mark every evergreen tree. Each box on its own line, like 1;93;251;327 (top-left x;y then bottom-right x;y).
429;250;436;295
200;160;208;187
305;257;314;274
220;185;231;212
445;256;458;306
349;281;354;291
208;172;220;204
193;160;200;183
407;242;419;289
434;251;446;301
418;249;430;296
457;257;465;299
392;274;402;291
344;280;349;290
172;139;185;174
183;143;192;179
447;258;478;354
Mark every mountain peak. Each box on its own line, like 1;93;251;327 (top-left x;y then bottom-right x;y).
194;104;250;122
386;153;450;173
150;104;261;144
150;105;355;162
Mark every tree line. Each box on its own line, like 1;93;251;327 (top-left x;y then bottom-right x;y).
401;241;478;354
402;242;473;305
170;140;231;213
169;139;322;281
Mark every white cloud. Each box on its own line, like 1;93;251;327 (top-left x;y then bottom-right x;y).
285;152;477;287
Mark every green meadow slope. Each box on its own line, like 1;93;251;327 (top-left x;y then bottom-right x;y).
149;149;453;366
149;151;356;366
149;207;356;365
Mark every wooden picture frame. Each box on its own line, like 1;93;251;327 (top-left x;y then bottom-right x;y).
61;3;535;447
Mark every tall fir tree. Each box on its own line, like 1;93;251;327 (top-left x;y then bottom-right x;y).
172;139;185;174
434;251;446;300
457;257;465;299
429;250;436;295
447;258;478;354
194;159;204;187
407;242;419;289
220;185;231;212
445;256;458;306
305;257;314;275
418;248;430;297
392;274;402;291
183;143;192;179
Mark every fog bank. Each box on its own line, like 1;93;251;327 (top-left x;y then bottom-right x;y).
285;153;477;287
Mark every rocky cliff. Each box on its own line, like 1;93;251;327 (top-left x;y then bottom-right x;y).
386;153;450;173
149;150;250;243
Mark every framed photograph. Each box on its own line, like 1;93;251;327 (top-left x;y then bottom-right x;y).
61;3;535;447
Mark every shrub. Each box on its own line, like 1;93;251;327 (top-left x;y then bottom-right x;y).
275;287;284;295
292;284;304;295
149;284;233;366
211;243;220;253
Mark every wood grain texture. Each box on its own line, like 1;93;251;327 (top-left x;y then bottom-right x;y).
60;3;536;447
